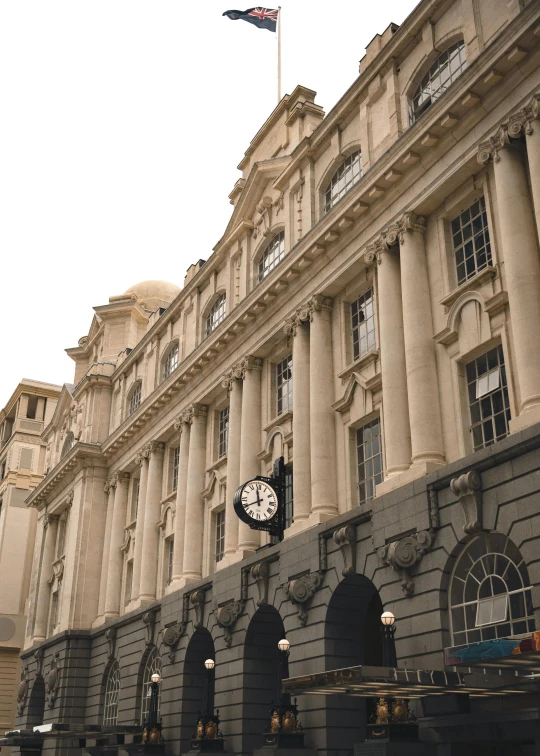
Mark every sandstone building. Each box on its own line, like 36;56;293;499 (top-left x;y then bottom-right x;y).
14;0;540;753
0;380;60;736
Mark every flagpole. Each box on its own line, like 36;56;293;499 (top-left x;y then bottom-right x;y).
277;6;282;103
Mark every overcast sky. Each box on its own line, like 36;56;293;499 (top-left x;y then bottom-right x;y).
0;0;418;407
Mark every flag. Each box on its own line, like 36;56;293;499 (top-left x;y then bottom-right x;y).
223;7;279;33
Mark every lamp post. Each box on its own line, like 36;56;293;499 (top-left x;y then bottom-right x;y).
141;673;162;746
204;659;215;716
277;638;291;706
263;639;304;748
381;611;397;668
191;659;224;752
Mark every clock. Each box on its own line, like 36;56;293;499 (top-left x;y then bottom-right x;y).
233;459;286;539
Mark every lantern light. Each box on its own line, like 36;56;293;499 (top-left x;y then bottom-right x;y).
151;673;161;684
205;659;215;670
278;638;291;652
381;611;395;627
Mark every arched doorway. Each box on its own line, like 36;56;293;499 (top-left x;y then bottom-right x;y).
180;629;215;754
26;676;45;727
242;605;286;755
324;575;383;756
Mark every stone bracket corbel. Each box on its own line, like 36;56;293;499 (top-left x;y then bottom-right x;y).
251;560;271;607
16;665;29;716
450;470;483;534
34;648;44;677
143;608;158;647
162;621;183;663
378;530;434;597
105;627;117;660
190;588;206;629
333;525;357;576
285;572;322;626
216;600;244;647
45;652;61;709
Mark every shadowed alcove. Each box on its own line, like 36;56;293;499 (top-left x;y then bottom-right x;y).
180;629;215;753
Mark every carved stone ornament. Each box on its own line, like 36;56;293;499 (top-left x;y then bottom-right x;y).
450;470;483;534
477;125;510;165
385;212;426;247
162;621;183;663
34;647;44;676
285;572;321;626
190;588;206;629
16;665;29;716
378;530;434;597
333;525;357;576
45;652;61;708
241;355;263;374
143;608;158;647
283;295;332;336
216;600;244;647
251;560;271;607
105;627;117;660
364;235;385;265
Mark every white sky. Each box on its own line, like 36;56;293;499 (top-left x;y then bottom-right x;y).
0;0;418;407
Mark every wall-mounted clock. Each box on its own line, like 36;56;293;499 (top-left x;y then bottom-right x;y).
233;457;286;540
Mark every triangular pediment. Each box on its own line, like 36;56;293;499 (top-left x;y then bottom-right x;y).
47;384;75;433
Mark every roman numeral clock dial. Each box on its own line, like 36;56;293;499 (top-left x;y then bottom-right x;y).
233;464;285;540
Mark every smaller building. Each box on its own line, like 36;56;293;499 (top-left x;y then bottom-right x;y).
0;379;60;736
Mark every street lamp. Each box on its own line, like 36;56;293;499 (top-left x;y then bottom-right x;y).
192;659;224;751
381;611;397;667
203;660;215;714
263;639;304;748
141;672;162;746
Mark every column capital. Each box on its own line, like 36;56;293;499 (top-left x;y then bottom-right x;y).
147;440;166;456
385;212;426;246
478;125;511;165
135;444;151;466
190;403;208;419
241;355;263;373
283;303;311;336
117;471;130;483
43;513;59;529
364;234;386;265
308;293;333;315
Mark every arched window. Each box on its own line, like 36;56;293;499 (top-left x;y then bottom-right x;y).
206;293;226;337
103;661;121;725
163;343;179;380
127;381;142;416
258;231;285;282
410;40;467;124
449;533;535;646
324;150;362;213
61;432;74;459
140;649;162;724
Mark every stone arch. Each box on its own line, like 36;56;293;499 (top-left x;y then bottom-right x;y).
316;140;363;194
242;605;286;755
323;574;384;756
180;628;215;754
26;675;45;726
403;31;467;106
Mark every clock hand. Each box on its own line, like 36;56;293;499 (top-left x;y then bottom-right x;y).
255;489;262;507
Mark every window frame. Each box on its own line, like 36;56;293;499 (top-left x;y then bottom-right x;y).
350;287;377;362
324;149;363;214
102;661;121;726
205;292;227;337
127;381;142;417
215;508;225;564
218;405;230;459
409;40;468;125
465;344;511;453
140;649;162;724
356;416;384;505
163;342;180;380
451;196;493;286
257;231;286;283
276;354;293;417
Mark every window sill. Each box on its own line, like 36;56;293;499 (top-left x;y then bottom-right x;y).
338;350;379;381
440;266;497;310
264;410;293;434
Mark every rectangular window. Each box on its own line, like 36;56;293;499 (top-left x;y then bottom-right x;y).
466;345;510;452
218;406;230;459
284;465;294;529
476;595;508;627
356;417;383;505
172;446;180;491
351;289;376;361
27;395;38;419
452;196;492;285
124;561;133;607
215;509;225;563
48;593;59;636
166;539;174;585
56;516;67;559
277;355;293;416
131;480;140;522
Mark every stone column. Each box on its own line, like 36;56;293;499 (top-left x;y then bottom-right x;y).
309;295;338;520
223;369;242;560
238;356;263;552
97;476;117;618
479;125;540;418
170;414;191;586
512;95;540;242
182;404;208;583
284;312;311;524
131;446;149;602
104;472;130;618
33;514;58;642
366;239;411;474
387;214;445;467
139;441;165;602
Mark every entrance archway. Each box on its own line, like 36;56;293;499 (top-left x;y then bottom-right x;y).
324;575;383;755
242;605;286;755
180;629;215;753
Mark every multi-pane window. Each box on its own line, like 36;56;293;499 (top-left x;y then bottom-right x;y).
163;343;179;379
276;355;293;416
258;231;285;282
103;661;121;726
410;41;468;124
466;345;510;452
166;538;174;585
215;509;225;564
124;561;133;607
450;533;535;646
128;382;142;416
324;150;362;213
206;293;227;337
451;197;492;285
140;649;162;724
284;465;294;529
356;418;383;505
351;289;376;361
218;406;229;458
172;446;180;491
61;432;75;459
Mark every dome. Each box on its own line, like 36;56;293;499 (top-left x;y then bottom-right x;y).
124;280;181;310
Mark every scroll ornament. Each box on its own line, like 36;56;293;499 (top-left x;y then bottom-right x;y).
216;601;244;647
378;530;434;597
285;572;321;626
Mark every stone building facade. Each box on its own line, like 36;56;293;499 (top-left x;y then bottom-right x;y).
0;380;60;736
15;0;540;753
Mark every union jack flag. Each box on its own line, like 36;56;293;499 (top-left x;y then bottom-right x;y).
223;7;279;32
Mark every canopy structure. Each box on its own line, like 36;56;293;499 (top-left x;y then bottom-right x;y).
282;664;538;699
445;631;540;672
0;724;145;752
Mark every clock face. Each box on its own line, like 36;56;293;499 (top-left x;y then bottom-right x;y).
240;480;279;522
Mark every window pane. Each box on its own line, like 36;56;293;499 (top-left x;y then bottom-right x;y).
357;418;383;505
351;288;376;361
259;231;285;282
410;41;468;124
467;347;510;451
325;150;363;212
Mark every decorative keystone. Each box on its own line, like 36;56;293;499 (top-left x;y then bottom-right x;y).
105;627;117;660
251;560;271;607
450;470;482;534
191;588;206;629
162;621;184;663
285;573;321;626
333;525;357;576
143;608;158;647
